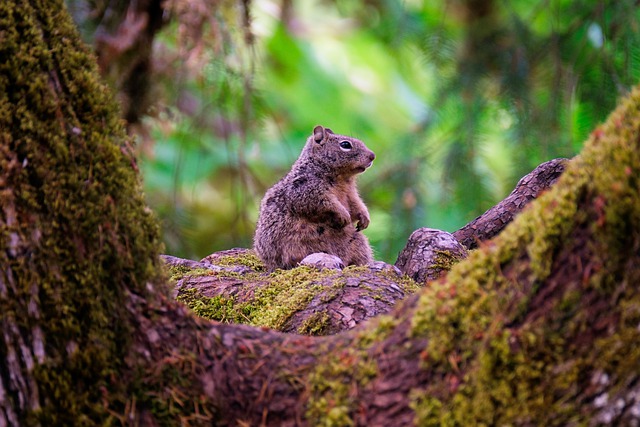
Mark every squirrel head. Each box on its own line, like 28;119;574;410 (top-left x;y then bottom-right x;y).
309;125;376;176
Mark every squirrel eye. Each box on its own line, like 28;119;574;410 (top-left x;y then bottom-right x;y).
339;140;352;151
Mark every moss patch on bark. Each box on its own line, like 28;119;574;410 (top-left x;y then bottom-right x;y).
0;0;165;423
406;88;640;425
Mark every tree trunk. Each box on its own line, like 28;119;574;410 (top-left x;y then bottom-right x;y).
2;2;640;426
74;0;165;125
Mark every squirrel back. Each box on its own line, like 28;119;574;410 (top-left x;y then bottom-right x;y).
254;125;375;270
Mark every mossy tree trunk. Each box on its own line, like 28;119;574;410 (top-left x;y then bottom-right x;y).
2;1;640;426
0;0;167;423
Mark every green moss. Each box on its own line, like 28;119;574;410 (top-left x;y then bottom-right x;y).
410;393;449;427
406;197;580;421
178;263;423;337
211;251;266;272
406;87;640;424
0;0;167;423
167;265;214;282
356;314;399;348
177;288;248;323
406;143;587;367
305;312;401;425
298;311;331;335
251;266;331;329
432;249;465;273
178;265;345;330
306;344;379;427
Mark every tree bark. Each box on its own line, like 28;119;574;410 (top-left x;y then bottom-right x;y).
2;2;640;426
167;249;416;336
79;0;165;125
452;158;568;249
394;228;468;283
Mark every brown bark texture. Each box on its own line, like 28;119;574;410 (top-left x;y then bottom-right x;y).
1;1;640;426
91;0;165;124
452;157;567;249
168;249;415;336
394;228;468;283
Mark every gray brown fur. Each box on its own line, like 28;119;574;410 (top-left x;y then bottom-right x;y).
254;125;376;270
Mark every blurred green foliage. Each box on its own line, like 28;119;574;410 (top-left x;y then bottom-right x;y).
68;0;640;262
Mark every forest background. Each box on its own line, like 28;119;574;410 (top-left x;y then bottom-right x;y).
66;0;640;262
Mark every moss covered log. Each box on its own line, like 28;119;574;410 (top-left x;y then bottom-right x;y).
1;0;640;425
170;249;419;335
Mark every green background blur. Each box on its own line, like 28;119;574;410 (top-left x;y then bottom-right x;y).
68;0;640;262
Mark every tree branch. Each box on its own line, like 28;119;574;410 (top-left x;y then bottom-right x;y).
452;158;568;249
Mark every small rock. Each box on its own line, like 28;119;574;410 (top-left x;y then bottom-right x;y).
300;253;345;270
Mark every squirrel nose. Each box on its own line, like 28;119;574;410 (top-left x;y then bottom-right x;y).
368;151;376;162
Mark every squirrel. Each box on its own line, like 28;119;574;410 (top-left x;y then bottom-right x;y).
254;125;376;270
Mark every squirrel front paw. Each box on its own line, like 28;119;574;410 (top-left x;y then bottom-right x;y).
329;209;351;229
355;211;370;231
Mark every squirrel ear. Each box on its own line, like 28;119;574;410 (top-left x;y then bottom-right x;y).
313;125;325;143
325;128;334;134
